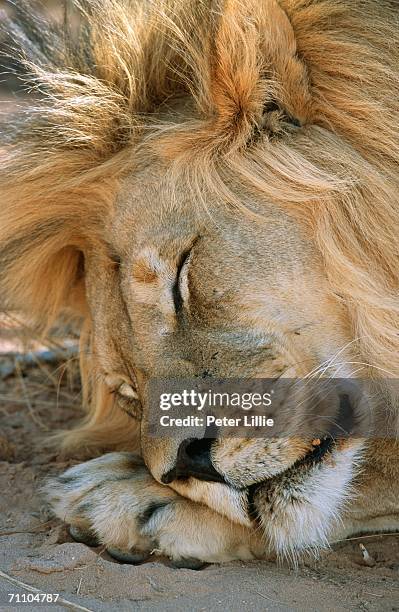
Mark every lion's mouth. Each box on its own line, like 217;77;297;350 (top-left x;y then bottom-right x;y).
247;436;336;490
243;392;354;486
291;436;336;471
164;435;336;486
246;437;337;521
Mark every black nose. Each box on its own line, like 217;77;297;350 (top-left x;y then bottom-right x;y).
161;438;225;484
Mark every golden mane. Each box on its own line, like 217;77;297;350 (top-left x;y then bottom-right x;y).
1;0;398;448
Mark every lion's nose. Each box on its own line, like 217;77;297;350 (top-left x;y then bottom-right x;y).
161;437;225;484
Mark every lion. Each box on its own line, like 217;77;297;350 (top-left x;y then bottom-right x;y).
1;0;398;567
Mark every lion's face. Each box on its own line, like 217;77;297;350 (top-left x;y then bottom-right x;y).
1;0;398;557
82;158;365;548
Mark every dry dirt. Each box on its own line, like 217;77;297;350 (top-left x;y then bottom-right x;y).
0;318;398;612
1;4;398;611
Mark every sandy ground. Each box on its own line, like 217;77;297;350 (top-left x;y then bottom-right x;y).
1;6;398;612
0;318;398;612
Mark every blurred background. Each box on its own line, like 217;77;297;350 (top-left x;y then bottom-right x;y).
0;1;81;458
0;0;68;108
1;4;398;606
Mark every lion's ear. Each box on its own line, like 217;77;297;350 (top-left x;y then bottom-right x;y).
202;0;309;144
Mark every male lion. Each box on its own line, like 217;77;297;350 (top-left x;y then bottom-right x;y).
1;0;398;566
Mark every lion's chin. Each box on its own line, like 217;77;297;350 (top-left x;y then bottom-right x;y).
252;439;364;557
169;439;364;556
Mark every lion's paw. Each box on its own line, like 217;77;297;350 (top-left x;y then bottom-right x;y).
44;452;261;566
44;453;178;564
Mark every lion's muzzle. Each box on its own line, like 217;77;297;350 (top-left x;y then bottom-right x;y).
161;437;226;484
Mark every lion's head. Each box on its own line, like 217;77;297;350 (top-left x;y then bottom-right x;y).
1;0;398;555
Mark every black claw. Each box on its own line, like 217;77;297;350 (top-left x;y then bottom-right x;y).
69;525;100;547
106;547;150;564
170;557;207;570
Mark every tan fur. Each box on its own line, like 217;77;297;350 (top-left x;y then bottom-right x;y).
1;0;398;561
1;1;398;447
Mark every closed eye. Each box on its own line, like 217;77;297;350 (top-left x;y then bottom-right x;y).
118;382;139;400
106;377;142;419
172;248;192;313
105;375;139;401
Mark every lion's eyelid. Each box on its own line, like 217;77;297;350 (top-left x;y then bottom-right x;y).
173;249;192;312
104;374;138;400
118;382;139;400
